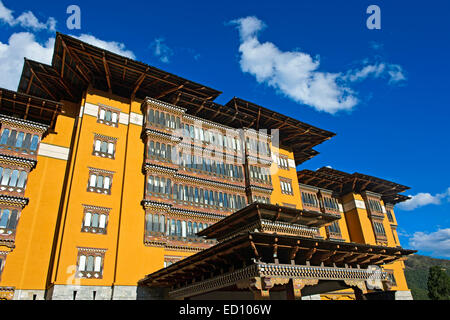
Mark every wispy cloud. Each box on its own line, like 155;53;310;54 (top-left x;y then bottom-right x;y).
229;16;406;114
409;229;450;258
398;187;450;211
0;2;135;90
0;32;55;90
0;0;56;32
150;38;173;64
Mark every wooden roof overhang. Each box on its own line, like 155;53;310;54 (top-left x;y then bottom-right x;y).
197;203;340;240
139;231;416;288
18;33;221;103
163;92;336;165
298;167;411;205
18;59;84;103
0;87;63;131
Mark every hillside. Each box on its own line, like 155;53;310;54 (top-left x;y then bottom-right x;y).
404;254;450;300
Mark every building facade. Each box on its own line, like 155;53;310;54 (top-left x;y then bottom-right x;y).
0;33;413;300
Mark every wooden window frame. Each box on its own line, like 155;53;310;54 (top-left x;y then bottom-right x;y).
93;134;117;160
76;248;106;280
97;106;119;128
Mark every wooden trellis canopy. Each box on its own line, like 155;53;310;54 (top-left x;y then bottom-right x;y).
18;33;221;103
298;167;411;204
0;87;63;131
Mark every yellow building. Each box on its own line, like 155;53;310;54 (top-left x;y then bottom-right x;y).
0;33;414;300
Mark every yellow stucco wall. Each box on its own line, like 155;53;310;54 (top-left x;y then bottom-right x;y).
0;88;410;297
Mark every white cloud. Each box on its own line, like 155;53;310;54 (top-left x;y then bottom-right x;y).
150;38;173;64
409;229;450;257
0;32;54;90
73;34;136;59
0;0;56;31
0;32;136;91
398;187;450;211
230;16;406;114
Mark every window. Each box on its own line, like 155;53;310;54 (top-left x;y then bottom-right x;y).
82;206;110;234
322;196;339;211
0;208;19;231
0;167;28;192
0;128;40;155
280;179;293;195
386;210;394;223
368;199;383;213
301;192;319;208
373;221;386;237
93;135;117;159
145;213;166;235
147;140;173;163
87;170;114;195
76;249;106;279
327;221;342;239
146;175;172;198
98;106;119;127
277;155;290;170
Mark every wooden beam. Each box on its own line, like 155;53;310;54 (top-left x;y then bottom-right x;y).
155;84;184;99
102;52;112;92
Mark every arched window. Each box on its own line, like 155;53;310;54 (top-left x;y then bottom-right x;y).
181;221;187;238
94;256;102;272
152;214;159;232
193;222;198;235
187;221;193;237
84;212;92;227
159;112;165;126
7;210;18;230
108;143;114;155
99;109;106;120
91;214;99;228
89;174;97;187
148;109;154;123
104;177;111;190
155;142;160;157
9;170;19;187
111;112;118;124
98;214;106;228
159;215;165;233
176;220;182;237
78;256;87;271
6;130;17;146
1;169;11;186
145;214;152;233
0;129;10;145
161;144;166;159
15;132;24;148
86;256;95;272
95;140;101;152
105;111;112;122
96;175;104;189
30;135;39;151
100;141;108;153
22;134;31;151
0;209;10;228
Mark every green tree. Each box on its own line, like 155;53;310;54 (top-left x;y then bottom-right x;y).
427;266;450;300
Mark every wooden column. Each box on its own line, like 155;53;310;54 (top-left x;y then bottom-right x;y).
249;277;272;300
286;279;302;300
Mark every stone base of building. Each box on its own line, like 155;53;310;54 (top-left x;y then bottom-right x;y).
302;294;321;300
47;285;113;300
395;290;413;300
13;289;46;300
41;284;167;300
365;290;414;300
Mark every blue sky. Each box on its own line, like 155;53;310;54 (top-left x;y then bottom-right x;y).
0;0;449;258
